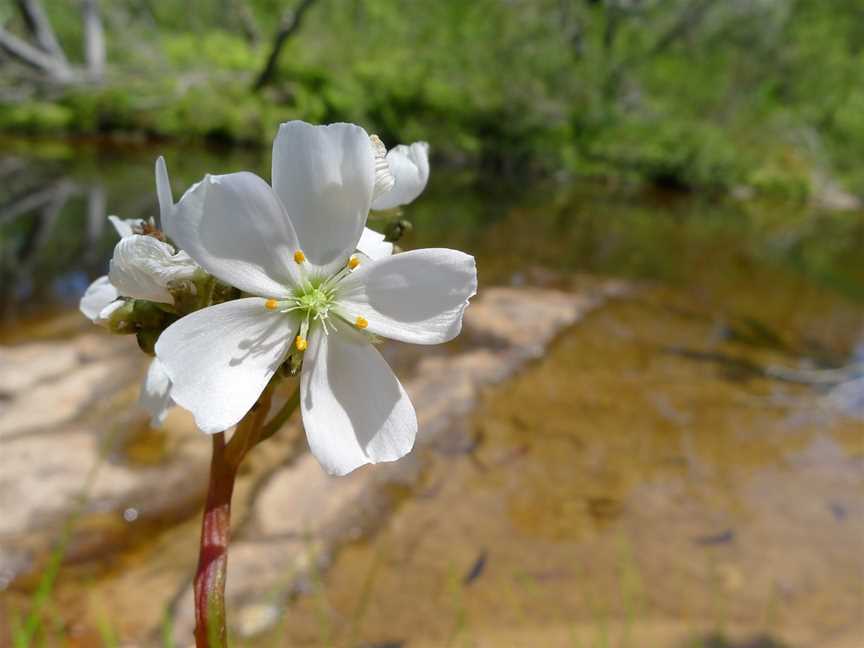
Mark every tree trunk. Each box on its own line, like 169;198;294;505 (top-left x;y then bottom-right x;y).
252;0;317;92
82;0;106;81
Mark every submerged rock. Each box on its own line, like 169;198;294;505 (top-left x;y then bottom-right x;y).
0;332;210;589
167;281;629;641
0;280;629;639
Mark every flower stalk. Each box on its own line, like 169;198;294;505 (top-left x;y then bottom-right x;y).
193;382;293;647
193;431;234;648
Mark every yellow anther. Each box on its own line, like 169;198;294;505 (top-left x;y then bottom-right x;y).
295;336;308;351
265;299;279;310
293;250;306;264
348;256;360;270
355;316;368;329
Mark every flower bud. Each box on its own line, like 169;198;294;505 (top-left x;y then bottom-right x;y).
136;328;160;356
107;300;137;334
132;299;167;330
384;219;413;243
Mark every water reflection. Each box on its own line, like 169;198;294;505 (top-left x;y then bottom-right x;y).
0;140;267;329
2;141;864;646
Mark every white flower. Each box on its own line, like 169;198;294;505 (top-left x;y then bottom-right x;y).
108;235;198;304
79;157;191;427
79;275;122;325
106;157;199;304
371;141;430;211
155;121;476;475
80;213;166;326
139;357;175;426
108;215;145;238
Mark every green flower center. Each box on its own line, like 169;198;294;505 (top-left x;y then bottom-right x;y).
293;284;337;321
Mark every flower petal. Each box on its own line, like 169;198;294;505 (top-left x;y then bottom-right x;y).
79;275;119;323
338;248;477;344
155;298;297;433
170;172;301;297
300;325;416;476
108;235;198;303
356;227;394;260
108;215;141;239
139;358;174;427
370;134;395;201
271;121;376;270
371;142;430;211
155;156;176;241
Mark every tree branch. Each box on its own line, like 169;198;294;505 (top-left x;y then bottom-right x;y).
0;25;73;80
252;0;317;92
15;0;67;63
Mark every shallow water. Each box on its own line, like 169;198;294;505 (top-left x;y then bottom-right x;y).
1;140;863;647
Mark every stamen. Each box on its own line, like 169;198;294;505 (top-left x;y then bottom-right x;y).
347;256;360;270
294;250;306;264
355;316;368;329
265;299;279;310
295;335;308;351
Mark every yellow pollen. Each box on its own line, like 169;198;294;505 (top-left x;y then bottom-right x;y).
348;256;360;269
265;299;279;310
295;336;308;351
355;316;368;329
293;250;306;264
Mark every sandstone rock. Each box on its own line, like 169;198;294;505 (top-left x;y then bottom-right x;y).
170;282;628;641
0;330;212;590
0;342;80;394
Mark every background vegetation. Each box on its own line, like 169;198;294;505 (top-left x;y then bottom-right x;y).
1;0;864;197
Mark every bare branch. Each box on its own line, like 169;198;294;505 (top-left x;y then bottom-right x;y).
0;180;77;225
232;0;261;45
252;0;318;92
15;0;68;64
0;25;73;81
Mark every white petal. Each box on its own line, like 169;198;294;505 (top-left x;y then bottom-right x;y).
271;121;376;270
155;156;176;241
338;248;476;345
356;227;394;260
109;235;198;303
108;215;141;239
371;142;430;211
139;358;174;427
370;134;395;201
300;325;416;476
170;172;301;297
98;300;124;322
79;275;119;324
155;298;297;433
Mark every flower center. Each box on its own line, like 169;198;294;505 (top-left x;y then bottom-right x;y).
264;250;367;351
294;284;336;322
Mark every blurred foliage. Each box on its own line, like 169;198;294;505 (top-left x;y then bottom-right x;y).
1;0;863;196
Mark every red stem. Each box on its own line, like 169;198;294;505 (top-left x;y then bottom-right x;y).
193;432;236;648
191;385;280;647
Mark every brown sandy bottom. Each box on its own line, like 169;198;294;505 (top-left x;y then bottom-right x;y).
259;292;864;648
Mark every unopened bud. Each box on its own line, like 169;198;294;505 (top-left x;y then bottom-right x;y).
136;329;160;356
107;300;137;334
132;300;167;329
384;219;412;243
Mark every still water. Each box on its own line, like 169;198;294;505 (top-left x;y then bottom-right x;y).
1;140;863;647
